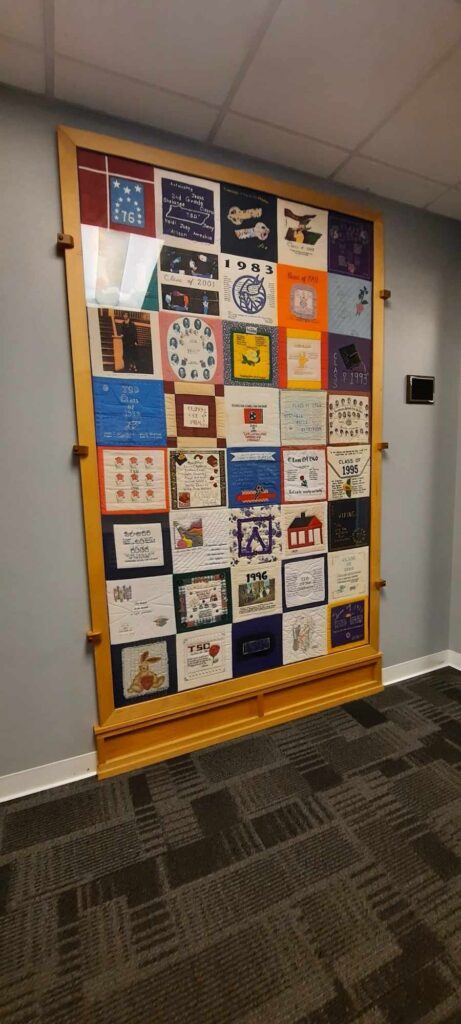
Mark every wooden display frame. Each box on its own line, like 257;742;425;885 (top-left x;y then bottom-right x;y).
57;125;384;780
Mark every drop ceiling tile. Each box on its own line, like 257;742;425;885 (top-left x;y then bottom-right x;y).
215;113;346;177
231;0;461;150
0;36;45;92
334;156;445;208
55;0;271;105
0;1;44;47
362;44;461;184
55;57;218;141
426;189;461;220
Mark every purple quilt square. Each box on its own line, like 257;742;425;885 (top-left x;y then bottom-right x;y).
328;333;371;393
328;213;372;280
331;600;366;648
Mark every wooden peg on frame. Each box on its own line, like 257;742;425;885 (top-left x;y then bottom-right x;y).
379;289;391;300
73;444;89;457
57;232;74;250
87;630;102;643
377;442;389;451
375;579;387;590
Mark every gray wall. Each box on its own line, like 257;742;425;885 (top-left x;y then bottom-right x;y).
1;86;460;776
450;375;461;653
380;209;461;665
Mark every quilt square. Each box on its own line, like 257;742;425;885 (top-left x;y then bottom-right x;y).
111;635;177;707
170;507;230;572
328;392;370;443
106;575;175;644
98;447;168;515
158;243;220;316
224;385;280;447
77;149;155;236
221;254;277;326
231;563;282;622
221;182;278;262
230;505;282;566
281;447;327;503
223;321;278;387
277;199;328;269
176;625;232;691
155;169;220;251
328;212;373;280
164;382;225;447
328;274;372;339
328;333;371;393
169;448;226;509
282;606;328;664
87;307;162;379
232;614;282;678
328;498;370;552
93;378;166;447
277;265;328;332
328;548;369;602
280;391;327;445
159;311;223;385
328;597;369;652
102;513;172;580
227;448;281;507
173;568;232;632
279;328;328;390
282;554;328;612
327;445;371;501
82;226;161;311
281;502;327;560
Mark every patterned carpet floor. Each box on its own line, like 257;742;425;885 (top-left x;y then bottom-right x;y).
2;669;461;1023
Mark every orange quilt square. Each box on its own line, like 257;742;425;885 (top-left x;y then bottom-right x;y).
277;265;328;332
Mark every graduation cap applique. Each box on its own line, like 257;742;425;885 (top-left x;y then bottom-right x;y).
339;343;362;370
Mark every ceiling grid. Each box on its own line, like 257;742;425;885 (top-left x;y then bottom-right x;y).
1;0;461;218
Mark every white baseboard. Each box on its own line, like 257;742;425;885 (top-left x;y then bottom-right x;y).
382;650;451;685
447;649;461;671
1;653;460;803
0;751;97;803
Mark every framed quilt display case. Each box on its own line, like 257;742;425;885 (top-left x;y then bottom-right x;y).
58;126;384;779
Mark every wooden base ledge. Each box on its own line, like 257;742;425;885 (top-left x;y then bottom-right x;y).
95;653;382;779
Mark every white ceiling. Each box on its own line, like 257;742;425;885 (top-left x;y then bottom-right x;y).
2;0;461;218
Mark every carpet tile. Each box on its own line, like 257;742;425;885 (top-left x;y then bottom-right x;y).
2;668;461;1022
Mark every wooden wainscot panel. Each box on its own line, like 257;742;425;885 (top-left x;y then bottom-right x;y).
95;654;381;778
96;694;260;777
262;658;381;722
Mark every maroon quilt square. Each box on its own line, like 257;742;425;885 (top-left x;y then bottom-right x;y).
175;393;217;439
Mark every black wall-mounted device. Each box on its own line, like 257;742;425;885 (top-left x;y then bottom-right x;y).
406;375;435;404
